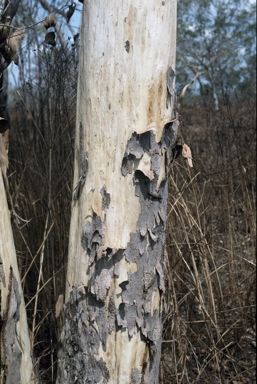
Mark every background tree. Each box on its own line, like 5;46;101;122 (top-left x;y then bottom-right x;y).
176;0;256;108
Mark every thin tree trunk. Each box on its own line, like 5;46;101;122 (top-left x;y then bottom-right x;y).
0;173;37;384
0;0;22;118
0;71;10;120
57;1;177;383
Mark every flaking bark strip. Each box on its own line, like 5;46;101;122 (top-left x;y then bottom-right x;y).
166;66;175;108
1;271;22;384
131;368;142;383
81;211;105;266
121;132;147;177
73;122;88;201
0;253;6;286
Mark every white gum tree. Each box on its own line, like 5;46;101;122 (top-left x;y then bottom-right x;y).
57;1;177;383
1;1;177;382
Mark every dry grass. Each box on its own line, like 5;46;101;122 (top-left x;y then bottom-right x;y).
8;46;76;382
161;101;256;383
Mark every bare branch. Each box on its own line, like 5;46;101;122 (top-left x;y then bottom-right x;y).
180;69;206;100
179;53;223;100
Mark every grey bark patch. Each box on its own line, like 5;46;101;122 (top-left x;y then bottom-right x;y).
125;40;130;53
120;251;162;341
100;186;111;211
57;288;110;383
58;254;121;381
121;153;134;176
121;132;147;176
166;66;175;108
126;133;145;159
117;302;127;328
0;253;6;286
170;120;179;146
156;261;165;292
117;302;138;337
89;249;122;301
131;367;142;383
73;122;88;201
90;257;114;301
134;176;164;237
124;232;147;262
163;119;180;150
81;211;105;265
107;290;116;333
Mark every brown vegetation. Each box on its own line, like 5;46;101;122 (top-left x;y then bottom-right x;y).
162;101;256;383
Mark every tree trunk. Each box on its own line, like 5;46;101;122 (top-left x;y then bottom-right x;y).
57;1;177;383
0;173;37;384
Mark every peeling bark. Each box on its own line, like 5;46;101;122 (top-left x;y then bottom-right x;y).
57;1;177;383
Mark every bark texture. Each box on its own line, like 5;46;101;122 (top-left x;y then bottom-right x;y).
57;1;177;383
0;173;36;384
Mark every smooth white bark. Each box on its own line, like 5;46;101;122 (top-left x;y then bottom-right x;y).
68;0;176;291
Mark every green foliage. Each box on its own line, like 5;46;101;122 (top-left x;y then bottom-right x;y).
176;0;256;105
